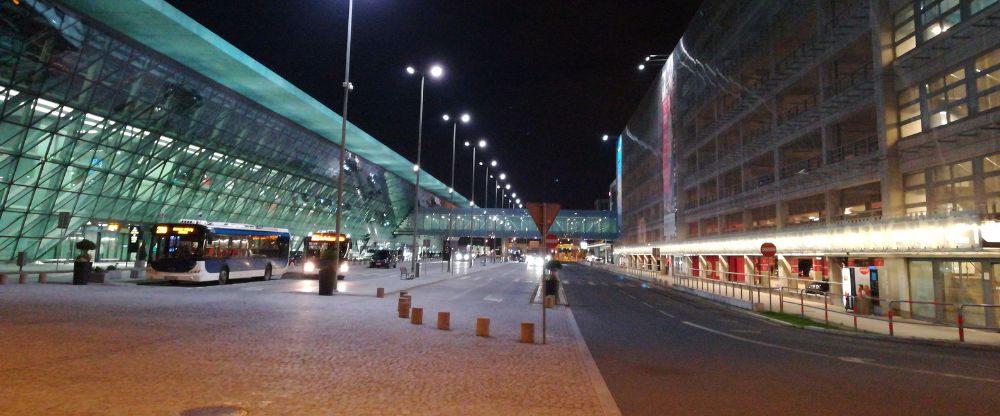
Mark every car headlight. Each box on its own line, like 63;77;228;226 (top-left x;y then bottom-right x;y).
339;263;349;273
303;261;315;273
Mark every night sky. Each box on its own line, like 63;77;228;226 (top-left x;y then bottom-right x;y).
166;0;701;209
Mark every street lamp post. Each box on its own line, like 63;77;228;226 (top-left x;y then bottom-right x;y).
443;113;470;273
465;139;485;264
406;64;444;278
322;0;355;296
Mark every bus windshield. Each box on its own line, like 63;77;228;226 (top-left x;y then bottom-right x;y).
305;233;350;260
151;224;206;261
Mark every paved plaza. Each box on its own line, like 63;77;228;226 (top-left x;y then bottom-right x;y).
0;263;615;415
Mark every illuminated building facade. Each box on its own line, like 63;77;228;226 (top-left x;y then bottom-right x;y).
617;0;1000;327
0;0;466;262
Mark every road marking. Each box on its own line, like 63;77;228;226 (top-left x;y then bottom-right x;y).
588;281;597;286
641;302;654;308
624;294;637;300
730;330;761;334
484;295;503;303
657;310;675;318
681;321;1000;383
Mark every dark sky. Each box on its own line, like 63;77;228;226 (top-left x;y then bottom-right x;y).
166;0;701;209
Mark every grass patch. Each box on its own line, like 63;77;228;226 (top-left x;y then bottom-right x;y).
762;311;842;330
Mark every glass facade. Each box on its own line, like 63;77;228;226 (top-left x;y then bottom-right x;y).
908;259;1000;328
0;1;446;260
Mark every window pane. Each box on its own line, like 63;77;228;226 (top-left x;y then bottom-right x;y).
976;48;1000;72
953;161;972;178
934;165;951;181
947;84;966;100
972;0;999;14
985;175;1000;193
900;103;921;121
901;119;922;137
986;154;1000;172
905;188;927;204
899;86;920;103
976;69;1000;91
929;109;948;127
953;180;974;197
979;90;1000;111
946;68;965;85
949;104;968;121
905;172;926;186
895;36;916;57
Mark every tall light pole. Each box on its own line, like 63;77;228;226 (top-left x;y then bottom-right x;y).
406;64;444;277
322;0;355;296
465;139;486;206
485;160;495;209
443;113;470;272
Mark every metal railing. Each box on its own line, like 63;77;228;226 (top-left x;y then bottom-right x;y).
598;263;1000;344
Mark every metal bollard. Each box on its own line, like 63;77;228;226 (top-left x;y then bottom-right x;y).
779;290;784;314
376;287;385;298
520;322;535;344
824;295;829;325
957;311;965;343
410;307;423;325
38;272;47;283
19;273;28;284
476;317;490;337
887;309;894;336
437;312;450;330
800;291;805;317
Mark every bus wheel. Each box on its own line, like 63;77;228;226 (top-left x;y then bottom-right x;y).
219;268;230;285
262;265;272;281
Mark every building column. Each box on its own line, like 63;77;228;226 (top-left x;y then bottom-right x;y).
871;0;904;217
826;189;842;224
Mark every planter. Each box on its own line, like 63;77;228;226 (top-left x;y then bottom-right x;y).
90;272;106;284
72;262;92;285
104;270;123;280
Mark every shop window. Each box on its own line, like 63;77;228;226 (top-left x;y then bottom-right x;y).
906;206;928;215
908;260;936;320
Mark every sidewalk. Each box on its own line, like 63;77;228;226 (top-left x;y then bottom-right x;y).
0;262;616;415
593;263;1000;347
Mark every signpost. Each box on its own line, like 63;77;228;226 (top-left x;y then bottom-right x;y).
526;202;561;345
761;242;776;310
545;233;558;250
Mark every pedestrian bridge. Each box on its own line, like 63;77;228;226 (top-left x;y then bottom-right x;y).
397;208;618;239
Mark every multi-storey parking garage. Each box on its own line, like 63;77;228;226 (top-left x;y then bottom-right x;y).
616;0;1000;328
0;0;468;261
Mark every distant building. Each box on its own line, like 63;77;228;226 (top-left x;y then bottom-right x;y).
616;0;1000;328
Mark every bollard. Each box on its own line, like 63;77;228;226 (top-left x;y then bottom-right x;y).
398;296;411;319
958;311;965;343
376;287;385;298
800;291;805;317
779;290;784;314
437;312;450;330
38;272;47;283
19;273;28;284
520;322;535;344
824;295;829;325
0;273;6;284
399;290;408;297
544;295;555;308
476;317;490;337
410;307;423;325
887;309;894;336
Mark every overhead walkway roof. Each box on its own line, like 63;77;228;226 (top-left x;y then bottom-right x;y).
60;0;467;206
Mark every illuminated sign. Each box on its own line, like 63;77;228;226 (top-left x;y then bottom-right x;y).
155;225;169;234
127;226;142;253
106;223;120;232
311;234;347;242
250;235;279;241
172;227;195;235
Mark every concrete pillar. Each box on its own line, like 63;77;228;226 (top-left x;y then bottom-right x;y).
870;0;904;217
826;189;842;224
776;200;788;230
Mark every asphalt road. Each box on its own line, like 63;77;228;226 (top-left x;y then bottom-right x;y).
560;263;1000;416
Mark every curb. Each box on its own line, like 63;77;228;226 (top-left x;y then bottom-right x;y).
565;307;621;416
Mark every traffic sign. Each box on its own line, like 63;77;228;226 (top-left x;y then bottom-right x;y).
127;226;143;253
526;202;560;236
760;242;777;257
545;233;558;250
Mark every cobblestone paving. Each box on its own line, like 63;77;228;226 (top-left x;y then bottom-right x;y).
0;264;605;415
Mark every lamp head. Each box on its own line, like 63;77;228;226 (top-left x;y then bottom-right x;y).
406;66;416;75
442;114;450;121
490;160;497;167
460;113;471;123
478;139;486;148
429;65;444;78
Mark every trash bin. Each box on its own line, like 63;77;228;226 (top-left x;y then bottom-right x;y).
544;275;559;299
72;261;91;285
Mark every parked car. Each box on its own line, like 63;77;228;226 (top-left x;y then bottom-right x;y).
369;250;398;268
805;281;830;295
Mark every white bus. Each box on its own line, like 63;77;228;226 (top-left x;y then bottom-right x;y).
147;220;290;284
297;231;351;279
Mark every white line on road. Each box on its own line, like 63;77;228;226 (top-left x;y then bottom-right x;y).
484;295;503;303
641;302;654;308
680;321;1000;384
658;310;675;318
624;294;637;300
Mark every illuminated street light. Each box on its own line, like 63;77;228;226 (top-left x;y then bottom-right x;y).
406;63;447;277
602;134;609;141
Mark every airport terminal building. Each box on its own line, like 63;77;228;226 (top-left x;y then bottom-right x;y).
0;0;467;262
616;0;1000;327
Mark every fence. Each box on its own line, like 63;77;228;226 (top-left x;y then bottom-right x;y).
598;263;1000;344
